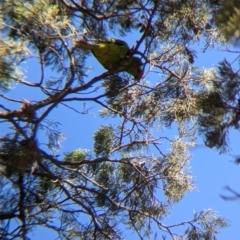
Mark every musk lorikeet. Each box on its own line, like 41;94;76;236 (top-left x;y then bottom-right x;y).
75;38;144;80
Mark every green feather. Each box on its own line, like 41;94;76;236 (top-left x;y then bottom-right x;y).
76;39;143;80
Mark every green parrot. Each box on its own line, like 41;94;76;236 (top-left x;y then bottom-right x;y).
75;38;144;80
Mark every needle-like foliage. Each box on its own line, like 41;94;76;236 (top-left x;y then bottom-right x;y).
0;0;232;239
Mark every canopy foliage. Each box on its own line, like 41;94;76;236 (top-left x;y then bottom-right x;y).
1;0;239;239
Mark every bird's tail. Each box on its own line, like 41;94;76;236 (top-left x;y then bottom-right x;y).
74;39;94;50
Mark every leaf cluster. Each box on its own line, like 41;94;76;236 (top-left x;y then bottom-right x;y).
197;59;240;153
0;0;231;239
216;0;240;43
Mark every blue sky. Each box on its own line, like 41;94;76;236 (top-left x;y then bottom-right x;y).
2;39;240;239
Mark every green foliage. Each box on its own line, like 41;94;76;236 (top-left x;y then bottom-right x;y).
216;0;240;43
197;59;240;152
94;126;114;157
163;139;194;202
0;40;25;90
185;209;229;239
0;58;16;90
64;149;89;162
0;137;38;176
104;74;129;98
0;0;231;239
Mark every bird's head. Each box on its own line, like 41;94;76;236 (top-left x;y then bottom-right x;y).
126;56;144;80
